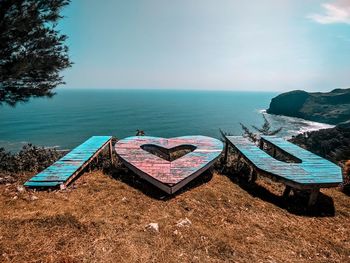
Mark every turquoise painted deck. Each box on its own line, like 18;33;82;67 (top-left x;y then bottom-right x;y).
226;136;343;189
24;136;112;188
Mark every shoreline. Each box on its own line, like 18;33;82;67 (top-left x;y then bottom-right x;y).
1;112;335;153
261;111;334;139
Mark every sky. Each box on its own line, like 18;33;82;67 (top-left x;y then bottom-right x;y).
59;0;350;92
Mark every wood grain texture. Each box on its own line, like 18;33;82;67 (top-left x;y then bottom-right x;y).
115;136;223;194
24;136;112;188
225;136;343;189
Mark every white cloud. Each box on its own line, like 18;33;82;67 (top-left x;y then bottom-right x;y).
308;0;350;24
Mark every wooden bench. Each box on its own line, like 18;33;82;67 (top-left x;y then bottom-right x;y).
115;136;223;194
24;136;113;189
224;136;343;206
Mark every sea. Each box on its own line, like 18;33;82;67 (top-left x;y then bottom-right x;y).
0;89;334;152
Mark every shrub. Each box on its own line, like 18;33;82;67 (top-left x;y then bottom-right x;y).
342;160;350;194
0;145;65;183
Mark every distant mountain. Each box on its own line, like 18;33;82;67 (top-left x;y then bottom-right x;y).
267;88;350;125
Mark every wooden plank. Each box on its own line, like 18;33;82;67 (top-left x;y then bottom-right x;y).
225;136;343;190
260;136;342;186
115;136;223;194
24;136;112;188
24;181;62;187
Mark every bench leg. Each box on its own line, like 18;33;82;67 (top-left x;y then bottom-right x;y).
247;168;257;184
273;148;277;158
259;140;264;150
283;185;292;198
308;188;320;207
223;141;229;164
109;140;114;165
235;155;240;170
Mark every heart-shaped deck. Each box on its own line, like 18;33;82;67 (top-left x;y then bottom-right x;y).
115;136;223;194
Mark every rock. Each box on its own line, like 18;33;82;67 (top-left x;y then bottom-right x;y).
145;223;159;233
267;88;350;125
176;218;192;227
17;186;25;193
13;196;18;200
30;195;39;201
121;197;127;202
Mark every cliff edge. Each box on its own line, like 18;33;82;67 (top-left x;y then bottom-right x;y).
267;88;350;125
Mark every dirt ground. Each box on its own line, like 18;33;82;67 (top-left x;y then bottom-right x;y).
0;169;349;263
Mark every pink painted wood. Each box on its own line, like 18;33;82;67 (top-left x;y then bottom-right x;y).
115;136;223;194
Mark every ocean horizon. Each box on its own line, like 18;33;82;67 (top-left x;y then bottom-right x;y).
0;89;333;152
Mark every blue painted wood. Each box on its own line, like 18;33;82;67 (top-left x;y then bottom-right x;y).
24;136;112;188
24;181;62;187
226;136;343;189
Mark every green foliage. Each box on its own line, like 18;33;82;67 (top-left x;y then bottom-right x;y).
0;144;64;174
220;115;282;143
290;125;350;163
0;0;72;105
219;128;233;141
239;123;258;143
251;114;282;136
290;124;350;191
343;161;350;194
136;129;145;136
240;114;282;142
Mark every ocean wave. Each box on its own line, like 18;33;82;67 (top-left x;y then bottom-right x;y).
0;141;65;152
260;111;334;138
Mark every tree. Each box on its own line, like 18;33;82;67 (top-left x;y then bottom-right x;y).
0;0;72;106
251;114;282;136
220;114;282;143
240;114;282;142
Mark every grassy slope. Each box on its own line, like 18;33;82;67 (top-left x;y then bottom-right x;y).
0;171;349;263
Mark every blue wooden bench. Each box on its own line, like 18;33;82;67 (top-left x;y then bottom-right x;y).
224;136;343;206
24;136;113;189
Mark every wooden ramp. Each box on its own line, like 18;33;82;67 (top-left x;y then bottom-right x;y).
24;136;113;189
225;136;342;206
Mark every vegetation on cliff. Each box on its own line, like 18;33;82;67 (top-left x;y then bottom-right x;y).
0;145;64;184
267;88;350;125
290;121;350;163
290;121;350;192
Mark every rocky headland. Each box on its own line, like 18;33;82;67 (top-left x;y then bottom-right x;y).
267;89;350;189
267;88;350;125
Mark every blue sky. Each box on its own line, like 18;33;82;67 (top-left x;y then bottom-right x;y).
59;0;350;91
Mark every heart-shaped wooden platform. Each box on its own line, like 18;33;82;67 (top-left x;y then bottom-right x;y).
115;136;223;194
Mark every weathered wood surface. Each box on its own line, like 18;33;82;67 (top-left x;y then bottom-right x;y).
25;136;112;189
115;136;223;194
225;136;343;189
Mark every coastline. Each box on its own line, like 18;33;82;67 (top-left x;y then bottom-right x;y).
261;110;334;138
1;112;334;153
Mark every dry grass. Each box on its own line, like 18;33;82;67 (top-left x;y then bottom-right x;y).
0;169;349;263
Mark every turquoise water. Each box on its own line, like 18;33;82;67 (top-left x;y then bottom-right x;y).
0;89;331;151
